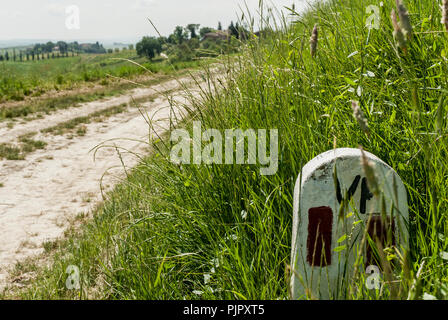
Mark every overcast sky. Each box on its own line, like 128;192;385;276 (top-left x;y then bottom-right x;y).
0;0;308;42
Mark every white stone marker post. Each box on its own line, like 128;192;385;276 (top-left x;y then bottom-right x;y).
291;148;409;299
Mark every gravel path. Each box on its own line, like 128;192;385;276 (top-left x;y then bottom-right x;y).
0;71;211;289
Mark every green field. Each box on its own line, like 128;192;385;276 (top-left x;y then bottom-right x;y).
0;49;197;103
3;0;448;300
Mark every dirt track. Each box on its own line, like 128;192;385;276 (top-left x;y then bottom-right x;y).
0;71;211;288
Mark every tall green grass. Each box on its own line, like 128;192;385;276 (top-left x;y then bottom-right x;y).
6;0;448;300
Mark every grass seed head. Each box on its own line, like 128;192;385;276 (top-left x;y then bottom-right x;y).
396;0;413;39
442;0;448;32
391;9;407;52
310;24;318;57
360;147;380;196
351;100;370;136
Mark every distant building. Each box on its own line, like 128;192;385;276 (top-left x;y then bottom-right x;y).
202;30;230;41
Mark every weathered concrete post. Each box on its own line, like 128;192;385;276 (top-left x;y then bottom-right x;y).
291;148;409;299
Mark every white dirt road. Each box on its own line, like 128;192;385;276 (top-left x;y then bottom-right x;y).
0;71;213;289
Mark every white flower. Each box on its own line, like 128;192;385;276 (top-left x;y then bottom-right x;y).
192;290;203;296
423;293;437;300
357;86;363;97
439;252;448;260
211;258;220;268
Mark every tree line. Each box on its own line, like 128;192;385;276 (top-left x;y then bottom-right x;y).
0;41;107;62
136;21;250;61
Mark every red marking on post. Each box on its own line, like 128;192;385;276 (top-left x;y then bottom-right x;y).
307;206;333;267
366;215;396;267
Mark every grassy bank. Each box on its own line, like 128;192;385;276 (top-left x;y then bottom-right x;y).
4;0;448;300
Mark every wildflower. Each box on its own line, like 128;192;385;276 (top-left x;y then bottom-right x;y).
310;24;318;57
192;290;204;296
422;293;437;300
391;9;407;52
440;251;448;261
396;0;413;39
351;100;370;136
442;0;448;32
204;273;211;284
